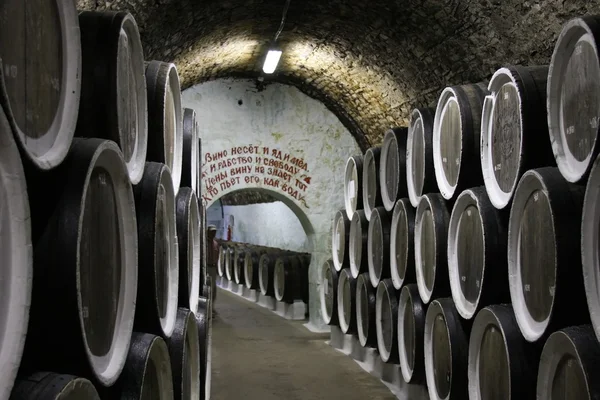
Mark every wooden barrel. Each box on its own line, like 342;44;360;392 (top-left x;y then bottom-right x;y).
321;260;339;326
244;251;261;290
133;162;179;339
199;199;207;289
380;127;409;211
22;138;137;386
390;198;416;290
198;137;203;200
407;108;437;207
77;11;147;185
166;308;200;400
337;268;357;334
181;108;198;193
344;155;363;219
398;284;426;384
468;304;540;400
175;187;201;315
10;373;100;399
145;60;183;192
432;83;488;200
196;296;211;400
367;206;392;287
332;209;350;271
356;273;377;348
225;246;234;281
0;0;80;170
233;246;247;286
547;16;600;183
375;278;399;363
537;325;600;399
414;193;451;304
363;146;383;220
583;155;600;342
508;167;588;342
424;298;470;400
217;245;226;277
259;253;277;296
349;210;369;278
481;65;555;209
274;254;310;304
0;104;32;399
447;187;509;319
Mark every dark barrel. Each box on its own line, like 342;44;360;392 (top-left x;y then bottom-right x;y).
481;65;554;209
508;167;588;342
547;16;600;183
432;83;488;200
167;308;200;400
380;127;409;211
77;11;147;184
407;108;437;207
0;0;80;170
356;273;377;348
344;155;363;219
244;250;262;290
321;260;339;326
233;246;247;286
368;207;392;287
337;268;357;334
181;108;198;193
259;253;277;296
10;373;100;400
349;210;369;278
332;209;350;271
175;188;200;314
196;296;211;400
363;146;383;220
398;284;427;384
447;187;509;319
390;198;416;290
414;193;451;304
375;278;399;363
273;255;310;304
217;245;227;277
468;304;540;400
225;245;234;281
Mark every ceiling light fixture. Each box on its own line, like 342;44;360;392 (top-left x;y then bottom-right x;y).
262;0;290;75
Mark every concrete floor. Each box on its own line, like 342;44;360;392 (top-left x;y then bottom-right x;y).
211;289;397;400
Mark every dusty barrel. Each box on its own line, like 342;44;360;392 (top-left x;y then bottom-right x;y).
424;298;470;400
244;250;262;290
77;11;147;184
380;127;409;211
166;308;200;400
233;246;247;286
508;167;588;342
196;296;211;400
344;155;363;219
390;198;416;290
145;60;183;192
274;255;310;304
407;108;437;207
181;108;198;193
547;16;600;183
22;139;137;386
398;284;427;384
481;65;554;209
10;373;100;399
175;188;200;315
356;273;377;348
337;268;357;334
349;210;369;278
321;260;339;326
332;209;351;271
375;278;399;363
447;187;509;320
133;162;179;338
432;83;488;200
363;146;383;220
414;193;451;304
368;207;392;287
583;155;600;342
0;0;80;169
468;304;539;400
537;325;600;399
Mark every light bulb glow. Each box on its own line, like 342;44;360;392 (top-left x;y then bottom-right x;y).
263;50;282;74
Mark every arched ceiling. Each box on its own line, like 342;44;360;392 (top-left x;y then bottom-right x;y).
78;0;600;149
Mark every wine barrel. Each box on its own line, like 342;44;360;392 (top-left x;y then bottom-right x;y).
398;284;426;384
0;0;80;170
447;187;509;320
196;297;211;400
217;245;226;277
363;147;383;220
375;279;399;363
321;260;339;326
167;308;200;400
244;251;261;290
10;373;100;400
337;268;357;334
432;83;488;200
468;304;539;400
77;11;147;185
414;193;451;304
349;210;369;278
368;207;392;288
0;105;32;399
508;167;588;342
537;325;600;399
133;162;179;338
547;16;600;183
424;298;470;400
380;127;409;211
225;246;234;281
274;255;310;304
407;108;437;207
259;253;277;296
332;209;351;271
390;198;416;290
356;273;377;348
233;247;247;286
175;188;201;315
344;155;363;219
22;139;137;386
145;60;183;192
198;138;203;200
181;108;198;193
199;199;207;289
481;65;554;209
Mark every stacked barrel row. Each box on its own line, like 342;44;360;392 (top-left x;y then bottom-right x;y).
0;5;210;400
323;14;600;399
